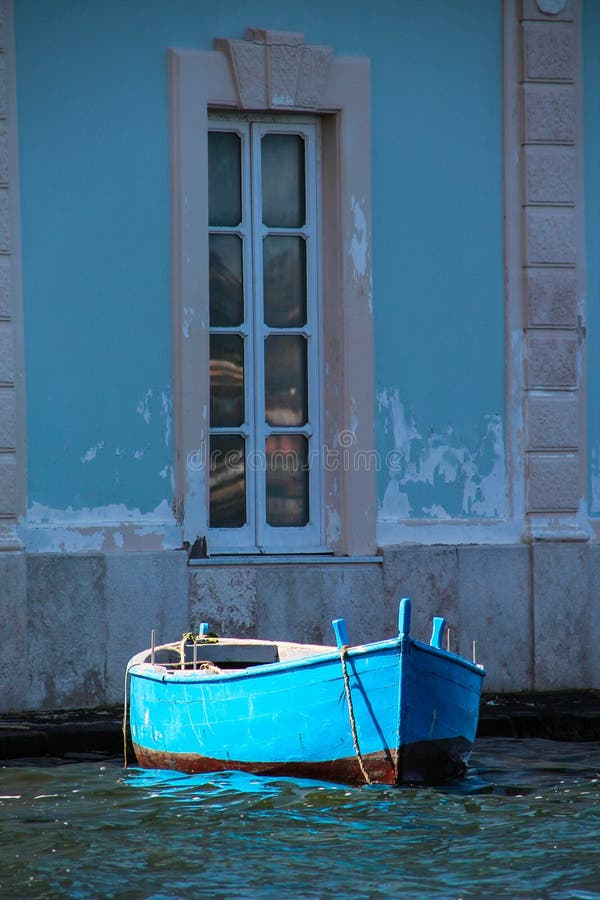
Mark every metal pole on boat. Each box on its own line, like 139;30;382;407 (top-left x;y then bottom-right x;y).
151;629;156;665
472;640;477;664
446;628;451;653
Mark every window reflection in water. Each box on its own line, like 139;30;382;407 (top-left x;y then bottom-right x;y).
266;434;309;527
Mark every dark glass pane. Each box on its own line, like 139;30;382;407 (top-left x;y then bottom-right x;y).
210;234;243;326
264;335;307;426
210;334;244;427
208;131;241;226
261;133;305;228
263;236;306;328
266;434;309;527
210;434;246;528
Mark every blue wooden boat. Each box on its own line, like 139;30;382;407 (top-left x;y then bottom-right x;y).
126;598;485;785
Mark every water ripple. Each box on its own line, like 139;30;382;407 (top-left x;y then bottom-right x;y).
0;739;599;898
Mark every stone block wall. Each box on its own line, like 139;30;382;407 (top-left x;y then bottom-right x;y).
381;541;598;693
0;551;189;712
0;543;599;712
1;0;599;715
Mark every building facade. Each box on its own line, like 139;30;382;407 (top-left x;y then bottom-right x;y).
1;0;599;711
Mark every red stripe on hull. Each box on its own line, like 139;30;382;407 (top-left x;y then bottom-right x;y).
131;737;472;786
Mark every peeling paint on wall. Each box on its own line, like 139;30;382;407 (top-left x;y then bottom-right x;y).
422;503;451;520
160;391;172;448
183;306;195;339
349;196;367;278
348;196;373;313
377;388;506;520
380;479;411;519
80;442;105;464
326;507;341;546
136;389;153;424
19;499;180;552
24;499;174;525
590;446;600;513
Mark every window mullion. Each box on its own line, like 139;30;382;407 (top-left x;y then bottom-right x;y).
241;122;256;543
250;123;267;548
305;122;322;544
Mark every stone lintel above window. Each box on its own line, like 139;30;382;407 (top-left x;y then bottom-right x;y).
215;29;333;111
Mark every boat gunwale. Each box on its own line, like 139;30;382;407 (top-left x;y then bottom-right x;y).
127;635;485;686
411;638;486;676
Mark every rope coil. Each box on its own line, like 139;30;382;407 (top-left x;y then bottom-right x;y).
339;646;372;785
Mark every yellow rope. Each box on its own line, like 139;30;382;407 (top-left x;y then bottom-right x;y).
339;646;371;785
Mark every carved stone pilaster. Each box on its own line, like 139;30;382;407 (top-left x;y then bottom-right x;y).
0;0;24;550
526;395;579;450
215;29;333;111
525;267;577;327
515;0;586;535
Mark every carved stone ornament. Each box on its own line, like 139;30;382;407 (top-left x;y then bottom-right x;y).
215;29;333;110
535;0;567;14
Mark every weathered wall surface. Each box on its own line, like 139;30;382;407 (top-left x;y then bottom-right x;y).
374;5;505;526
1;0;599;714
2;542;599;714
13;0;504;545
189;562;385;647
584;0;600;523
0;550;189;712
0;0;24;551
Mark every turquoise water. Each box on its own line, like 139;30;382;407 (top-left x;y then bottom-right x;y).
1;739;599;899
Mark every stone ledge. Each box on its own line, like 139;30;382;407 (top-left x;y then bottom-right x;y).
479;691;600;740
2;694;599;763
0;708;124;762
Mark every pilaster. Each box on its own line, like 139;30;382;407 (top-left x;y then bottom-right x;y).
0;0;24;551
507;0;587;539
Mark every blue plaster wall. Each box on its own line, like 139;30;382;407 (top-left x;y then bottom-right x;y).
15;0;504;518
584;0;600;517
371;4;504;520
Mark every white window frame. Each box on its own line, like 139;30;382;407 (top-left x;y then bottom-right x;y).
169;43;376;557
208;116;323;552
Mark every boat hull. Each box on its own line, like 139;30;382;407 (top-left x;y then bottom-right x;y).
128;633;484;786
131;735;473;786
